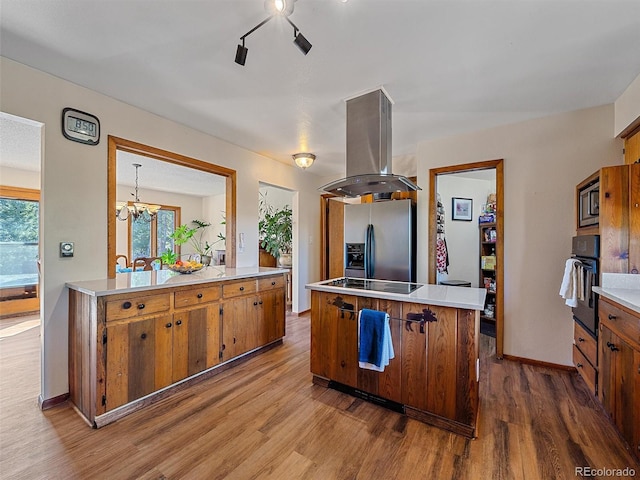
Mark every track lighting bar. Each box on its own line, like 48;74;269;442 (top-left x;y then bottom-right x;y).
234;2;312;66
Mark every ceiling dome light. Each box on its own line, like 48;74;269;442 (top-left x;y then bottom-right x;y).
293;153;315;169
264;0;295;16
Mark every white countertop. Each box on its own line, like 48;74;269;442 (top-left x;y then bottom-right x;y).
66;266;288;297
306;278;486;311
593;273;640;315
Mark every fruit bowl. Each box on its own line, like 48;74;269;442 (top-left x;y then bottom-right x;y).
168;262;204;274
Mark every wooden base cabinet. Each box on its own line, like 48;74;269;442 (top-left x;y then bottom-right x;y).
221;276;286;361
69;273;286;427
598;297;640;462
310;291;480;437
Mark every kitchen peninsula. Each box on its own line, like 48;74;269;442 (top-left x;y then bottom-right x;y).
67;266;287;427
306;278;486;437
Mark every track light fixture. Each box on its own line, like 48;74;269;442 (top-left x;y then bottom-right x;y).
235;0;312;66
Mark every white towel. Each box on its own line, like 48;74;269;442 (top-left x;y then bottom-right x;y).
559;259;581;307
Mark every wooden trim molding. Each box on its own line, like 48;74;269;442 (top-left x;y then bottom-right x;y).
0;185;40;201
107;136;237;278
502;354;575;372
38;392;70;410
428;159;504;359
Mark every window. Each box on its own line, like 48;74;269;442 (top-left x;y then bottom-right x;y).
129;204;180;261
0;186;39;306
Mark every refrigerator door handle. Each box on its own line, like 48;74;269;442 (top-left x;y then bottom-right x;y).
364;225;369;278
365;224;375;279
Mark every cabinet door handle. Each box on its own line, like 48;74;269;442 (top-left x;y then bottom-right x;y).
122;301;132;309
271;281;276;285
239;286;245;291
578;337;585;343
253;301;258;306
166;322;172;328
608;314;617;320
259;300;263;305
137;303;145;310
197;293;203;299
176;320;182;326
141;333;147;339
576;363;583;368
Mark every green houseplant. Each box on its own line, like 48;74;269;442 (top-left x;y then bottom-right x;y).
259;199;292;266
169;220;219;265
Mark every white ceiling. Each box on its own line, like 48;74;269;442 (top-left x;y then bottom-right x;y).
1;0;640;179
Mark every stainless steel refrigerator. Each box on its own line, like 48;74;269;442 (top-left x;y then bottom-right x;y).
344;199;416;282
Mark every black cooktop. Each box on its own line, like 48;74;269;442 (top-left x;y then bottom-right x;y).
320;277;422;295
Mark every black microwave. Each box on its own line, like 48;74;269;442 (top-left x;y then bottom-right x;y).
578;180;599;227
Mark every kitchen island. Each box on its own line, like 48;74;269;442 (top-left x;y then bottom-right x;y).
306;278;486;437
67;266;287;427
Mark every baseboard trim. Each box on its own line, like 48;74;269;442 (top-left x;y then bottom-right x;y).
39;392;70;410
503;354;574;371
293;309;310;317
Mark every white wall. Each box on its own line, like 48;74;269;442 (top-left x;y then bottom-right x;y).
204;193;227;256
417;104;622;366
437;175;494;288
0;57;321;403
259;184;294;213
615;72;640;136
0;166;40;189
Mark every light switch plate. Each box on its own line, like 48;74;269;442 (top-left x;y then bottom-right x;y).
60;242;74;257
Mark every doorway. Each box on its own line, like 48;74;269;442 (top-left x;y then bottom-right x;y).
107;136;237;278
0;113;43;318
259;183;294;309
429;159;504;358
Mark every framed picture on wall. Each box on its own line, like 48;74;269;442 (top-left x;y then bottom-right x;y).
452;197;473;221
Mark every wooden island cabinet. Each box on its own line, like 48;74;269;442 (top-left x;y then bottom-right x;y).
68;267;286;428
307;281;486;438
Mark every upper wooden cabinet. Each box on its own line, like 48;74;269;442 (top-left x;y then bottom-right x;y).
578;164;640;274
624;130;640;165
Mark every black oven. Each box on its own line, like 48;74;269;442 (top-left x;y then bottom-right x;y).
571;235;599;337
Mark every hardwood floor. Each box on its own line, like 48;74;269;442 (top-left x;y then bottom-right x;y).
0;313;638;479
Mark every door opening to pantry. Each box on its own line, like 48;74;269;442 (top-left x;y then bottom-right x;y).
429;159;504;358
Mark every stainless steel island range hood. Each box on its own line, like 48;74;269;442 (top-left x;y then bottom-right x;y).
320;89;420;198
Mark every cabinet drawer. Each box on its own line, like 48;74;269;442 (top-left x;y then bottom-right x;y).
573;345;597;395
599;298;640;347
106;293;170;321
174;286;221;309
222;279;257;298
574;321;597;366
258;275;285;291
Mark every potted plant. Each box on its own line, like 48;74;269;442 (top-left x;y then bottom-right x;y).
259;200;292;267
170;219;218;266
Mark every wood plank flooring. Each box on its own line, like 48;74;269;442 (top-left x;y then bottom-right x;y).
1;313;638;479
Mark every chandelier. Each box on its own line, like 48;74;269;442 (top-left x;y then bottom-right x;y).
115;163;161;223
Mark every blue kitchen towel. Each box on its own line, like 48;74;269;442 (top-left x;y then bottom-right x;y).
358;309;394;371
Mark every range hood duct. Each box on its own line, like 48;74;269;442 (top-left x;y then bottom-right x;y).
320;89;420;198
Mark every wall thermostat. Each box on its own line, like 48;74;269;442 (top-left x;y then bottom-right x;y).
62;108;100;145
60;242;74;257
